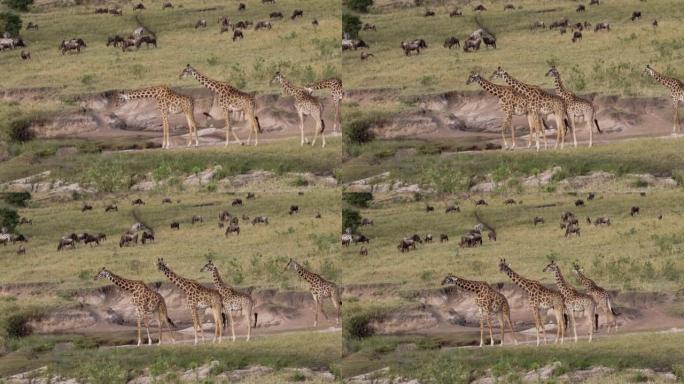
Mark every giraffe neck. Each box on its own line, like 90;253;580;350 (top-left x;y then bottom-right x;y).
502;266;537;294
278;77;304;97
190;69;225;94
501;72;534;96
124;87;163;100
551;73;573;99
309;79;339;90
160;265;193;292
648;68;679;90
476;77;509;99
552;268;574;297
292;262;320;286
106;272;137;293
211;267;227;289
574;270;594;289
450;276;486;293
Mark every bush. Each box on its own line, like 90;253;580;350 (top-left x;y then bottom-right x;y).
8;118;35;142
344;314;374;339
0;12;22;36
343;192;373;208
345;0;373;12
342;208;361;233
342;13;362;39
2;0;33;11
3;313;32;338
345;119;375;145
0;208;19;232
2;192;31;207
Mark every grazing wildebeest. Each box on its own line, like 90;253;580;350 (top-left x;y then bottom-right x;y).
354;234;370;244
504;4;515;11
132;198;145;205
550;17;569;29
359;247;368;256
341;232;352;247
270;11;283;19
424;9;435;17
475;199;488;206
463;37;481;52
594;217;611;226
460;232;483;247
238;3;246;10
363;23;376;31
11;234;27;244
60;38;86;54
474;4;487;11
590;0;599;5
289;205;299;215
131;222;146;232
576;4;585;12
119;232;139;247
445;205;460;213
504;198;516;205
17;246;26;255
575;199;585;207
594;22;610;32
219;210;232;222
587;192;596;200
572;31;582;42
398;239;416;252
162;1;173;9
225;223;240;236
531;20;546;29
488;231;496;241
26;22;38;30
262;0;275;3
20;50;30;60
191;215;203;224
572;22;584;31
109;7;123;15
565;224;581;237
361;218;374;226
424;234;433;243
401;41;421;56
97;233;107;242
58;237;76;251
425;205;434;212
658;214;663;220
246;192;256;199
315;212;322;219
233;30;244;41
136;36;157;48
234;20;252;29
631;11;641;21
360;52;374;60
170;222;180;230
84;233;101;246
586;217;592;224
232;199;243;206
291;9;303;19
533;216;545;226
409;234;423;244
450;9;463;17
107;35;125;47
133;3;145;10
19;217;32;225
444;37;460;49
82;204;93;212
440;234;449;243
630;206;640;216
95;7;108;13
255;21;272;30
162;197;173;204
251;216;269;225
195;19;207;29
312;19;319;26
141;231;155;244
652;20;658;28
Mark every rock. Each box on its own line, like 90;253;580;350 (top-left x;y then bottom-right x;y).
219;170;276;188
288;172;338;187
183;165;222;187
130;180;157;192
217;365;273;381
373;183;391;193
628;173;678;188
523;166;562;188
395;184;421;193
557;171;615;190
180;360;220;382
282;367;336;381
345;367;420;384
395;343;417;353
523;361;562;382
470;181;497;193
55;147;78;157
347;184;373;193
558;366;614;383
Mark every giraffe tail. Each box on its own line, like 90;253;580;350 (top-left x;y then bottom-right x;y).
202;112;214;119
255;116;262;133
541;117;550;131
607;298;620;316
253;312;258;328
166;315;176;329
320;119;326;133
595;313;599;331
221;312;228;329
594;118;602;134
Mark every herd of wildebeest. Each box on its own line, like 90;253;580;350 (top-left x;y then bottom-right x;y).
342;0;658;60
1;0;320;60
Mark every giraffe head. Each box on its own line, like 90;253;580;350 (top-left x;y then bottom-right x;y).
491;66;507;81
466;72;481;85
284;258;297;272
157;258;169;272
543;260;560;274
545;67;559;78
179;64;196;80
571;262;584;275
498;258;511;273
441;273;458;285
200;259;217;273
94;267;111;281
271;71;285;85
117;92;131;103
643;64;655;77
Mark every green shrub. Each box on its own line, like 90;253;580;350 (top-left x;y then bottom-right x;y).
2;0;32;11
2;191;31;207
0;12;22;36
344;117;376;145
342;13;362;39
0;207;19;232
345;0;373;12
342;208;361;233
7;117;34;143
343;192;373;207
344;314;374;339
3;313;32;338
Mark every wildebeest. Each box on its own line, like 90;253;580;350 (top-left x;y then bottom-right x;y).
107;35;125;47
82;204;93;212
398;239;416;252
247;192;256;199
20;50;31;60
359;246;368;256
475;199;488;206
238;3;246;10
11;234;27;244
533;216;545;226
341;232;352;247
162;1;173;9
342;39;368;50
408;234;423;244
291;9;303;19
195;19;207;29
440;234;449;243
631;11;642;21
26;22;38;30
60;38;87;54
192;215;203;224
133;3;145;10
504;4;515;11
450;9;463;17
594;217;611;226
119;232;139;247
565;224;581;237
630;206;640;216
312;19;319;26
270;11;283;19
255;21;272;30
17;246;26;255
58;236;77;251
136;36;157;48
531;20;546;29
575;199;585;207
131;222;146;232
132;198;145;205
252;216;269;225
83;233;101;246
231;198;243;206
363;23;376;31
443;37;460;49
474;4;487;11
594;22;610;32
233;30;244;41
424;9;435;17
162;197;173;204
401;41;421;56
652;20;658;28
424;234;433;243
572;31;582;43
19;217;32;225
590;0;600;5
504;198;516;205
576;4;585;12
109;7;123;15
361;218;374;226
445;205;460;213
550;17;569;29
360;52;374;60
170;222;180;230
225;223;240;236
587;192;596;200
289;205;299;215
234;20;252;29
463;37;481;52
141;231;155;244
425;205;434;212
219;210;232;222
460;232;483;247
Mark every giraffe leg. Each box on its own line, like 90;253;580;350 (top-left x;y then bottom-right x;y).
570;115;578;149
486;314;494;346
570;310;578;343
335;99;341;133
246;304;253;342
537;114;544;151
532;307;542;346
498;312;505;346
157;311;164;345
505;311;518;345
555;308;565;344
479;313;485;347
587;306;595;342
136;313;143;347
161;113;170;149
312;294;319;327
229;311;236;342
143;313;152;345
251;112;259;146
331;290;341;326
526;114;534;149
298;111;305;146
185;114;194;147
215;308;223;343
673;100;679;133
191;308;201;345
501;113;511;150
587;111;594;148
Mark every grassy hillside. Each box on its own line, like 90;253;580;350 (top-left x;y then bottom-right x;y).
343;0;684;96
339;189;684;292
0;0;340;95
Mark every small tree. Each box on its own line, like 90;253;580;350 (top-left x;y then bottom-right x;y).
344;119;375;145
3;192;31;207
2;0;33;12
343;192;373;208
345;0;373;12
0;12;22;36
0;208;19;232
342;13;362;39
8;117;34;143
342;208;362;234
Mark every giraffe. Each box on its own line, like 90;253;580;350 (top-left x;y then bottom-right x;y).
305;78;342;134
272;72;326;147
200;260;257;342
441;274;517;346
546;67;602;147
543;261;596;343
118;86;199;149
94;267;176;346
284;258;340;327
572;263;619;332
492;67;570;150
644;64;684;133
467;72;543;150
179;64;262;146
156;258;224;344
498;258;566;345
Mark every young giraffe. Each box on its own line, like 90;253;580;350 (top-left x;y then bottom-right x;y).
492;67;570;150
441;274;517;346
284;258;340;327
272;72;326;147
644;64;684;133
179;64;262;146
467;72;543;150
200;260;257;342
305;78;342;134
498;258;566;345
156;258;224;344
118;86;199;149
94;267;176;346
543;261;596;343
572;263;619;332
546;67;602;147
